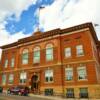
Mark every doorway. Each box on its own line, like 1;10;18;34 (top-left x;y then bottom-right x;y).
31;75;39;93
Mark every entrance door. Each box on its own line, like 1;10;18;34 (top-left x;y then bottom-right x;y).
31;75;39;93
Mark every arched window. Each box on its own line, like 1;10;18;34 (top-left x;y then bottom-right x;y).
22;49;28;64
46;43;53;61
33;46;40;63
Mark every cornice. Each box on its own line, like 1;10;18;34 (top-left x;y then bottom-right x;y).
0;22;98;49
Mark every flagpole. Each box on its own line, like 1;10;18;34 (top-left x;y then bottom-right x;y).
38;6;45;31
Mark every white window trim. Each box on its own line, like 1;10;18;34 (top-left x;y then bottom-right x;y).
65;47;71;58
45;69;54;83
76;45;84;57
33;46;40;63
65;67;73;81
46;44;54;61
77;66;87;81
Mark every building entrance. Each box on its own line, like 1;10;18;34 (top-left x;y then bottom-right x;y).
31;75;39;94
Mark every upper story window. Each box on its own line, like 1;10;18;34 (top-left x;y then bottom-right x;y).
65;47;71;58
8;74;14;84
77;66;87;80
65;67;73;81
20;72;27;84
22;49;28;64
33;46;40;63
11;57;15;67
45;69;53;82
2;74;6;85
46;44;53;61
4;59;8;68
76;45;84;56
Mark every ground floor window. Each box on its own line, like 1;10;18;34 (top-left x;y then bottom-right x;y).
66;88;74;98
2;74;6;85
20;72;27;84
79;88;88;98
8;74;14;84
45;88;53;96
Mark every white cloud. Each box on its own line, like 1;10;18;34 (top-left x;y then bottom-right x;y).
39;0;100;40
0;0;38;59
0;0;37;22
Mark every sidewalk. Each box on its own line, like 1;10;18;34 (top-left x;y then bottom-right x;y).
29;93;100;100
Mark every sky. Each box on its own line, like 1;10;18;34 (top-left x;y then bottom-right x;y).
0;0;100;58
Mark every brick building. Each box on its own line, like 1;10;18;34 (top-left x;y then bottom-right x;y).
0;22;100;98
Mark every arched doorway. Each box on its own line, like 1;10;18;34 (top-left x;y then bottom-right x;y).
31;74;39;93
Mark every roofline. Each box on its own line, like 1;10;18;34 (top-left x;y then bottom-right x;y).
0;22;98;49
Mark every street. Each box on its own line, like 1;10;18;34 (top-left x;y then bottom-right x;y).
0;93;100;100
0;93;52;100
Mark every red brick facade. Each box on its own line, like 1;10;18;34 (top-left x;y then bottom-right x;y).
0;23;100;98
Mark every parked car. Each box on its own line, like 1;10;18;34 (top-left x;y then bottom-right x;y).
8;86;29;96
0;86;3;93
8;86;20;95
19;86;30;96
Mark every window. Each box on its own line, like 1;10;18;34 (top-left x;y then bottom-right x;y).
45;69;53;82
4;59;8;68
65;67;73;81
11;57;15;67
2;74;6;85
45;89;53;96
22;49;28;64
76;45;84;56
65;47;71;58
66;88;74;98
33;46;40;63
46;44;53;61
8;74;14;84
80;88;88;98
77;66;87;80
20;72;27;84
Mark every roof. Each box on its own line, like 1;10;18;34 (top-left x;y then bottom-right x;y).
0;22;98;49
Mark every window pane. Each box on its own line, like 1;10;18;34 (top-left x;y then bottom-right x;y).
76;45;84;56
11;58;14;67
80;88;88;98
65;68;73;81
65;47;71;58
22;53;28;64
45;70;53;82
46;48;53;61
20;72;27;83
8;74;14;84
78;67;87;80
34;51;40;63
2;74;6;85
66;88;74;98
4;59;8;68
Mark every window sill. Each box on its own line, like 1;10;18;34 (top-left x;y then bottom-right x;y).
8;84;13;85
19;83;26;85
76;55;84;57
44;81;54;84
46;59;53;62
65;80;74;82
78;79;88;81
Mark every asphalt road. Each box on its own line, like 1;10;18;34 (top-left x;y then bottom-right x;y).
0;93;52;100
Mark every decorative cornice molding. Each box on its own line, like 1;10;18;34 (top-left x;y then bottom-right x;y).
0;22;98;49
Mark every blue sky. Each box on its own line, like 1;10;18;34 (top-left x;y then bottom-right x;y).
0;0;100;47
5;0;54;35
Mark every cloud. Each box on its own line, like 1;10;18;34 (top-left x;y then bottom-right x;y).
39;0;100;40
0;0;38;59
0;0;38;22
0;25;31;60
